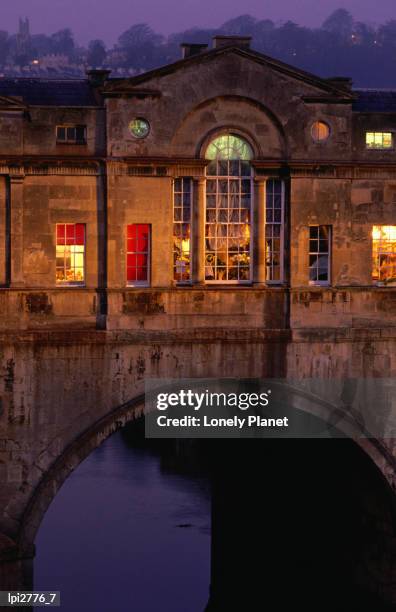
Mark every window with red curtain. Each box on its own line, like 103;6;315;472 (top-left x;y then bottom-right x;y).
56;223;85;284
126;224;150;285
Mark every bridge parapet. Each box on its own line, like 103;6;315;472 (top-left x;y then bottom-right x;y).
0;286;395;331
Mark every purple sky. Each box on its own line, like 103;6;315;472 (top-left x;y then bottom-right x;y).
2;0;396;44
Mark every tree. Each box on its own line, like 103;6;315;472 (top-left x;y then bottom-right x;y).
168;27;213;46
118;24;164;70
87;39;106;66
271;21;313;62
378;20;396;48
352;22;376;46
118;24;163;49
220;15;257;35
322;9;354;41
256;19;275;35
51;29;75;57
30;34;53;58
0;31;10;64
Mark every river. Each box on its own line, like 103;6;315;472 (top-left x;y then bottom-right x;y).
34;429;211;612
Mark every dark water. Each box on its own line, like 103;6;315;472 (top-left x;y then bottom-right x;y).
34;431;211;612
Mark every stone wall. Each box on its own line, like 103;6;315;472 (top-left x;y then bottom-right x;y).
0;327;394;551
0;46;394;605
105;52;353;161
0;108;104;157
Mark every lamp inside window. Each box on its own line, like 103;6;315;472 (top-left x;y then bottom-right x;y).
366;132;393;150
173;179;192;284
56;224;85;285
205;134;253;283
372;225;396;286
311;121;330;143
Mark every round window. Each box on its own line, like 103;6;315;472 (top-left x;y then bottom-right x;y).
311;121;330;142
129;118;150;139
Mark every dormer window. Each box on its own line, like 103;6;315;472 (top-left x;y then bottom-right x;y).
366;132;393;150
56;125;87;145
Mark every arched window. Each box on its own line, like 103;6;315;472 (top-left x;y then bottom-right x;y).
205;134;253;282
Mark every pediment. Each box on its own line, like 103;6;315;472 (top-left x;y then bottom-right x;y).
103;46;354;102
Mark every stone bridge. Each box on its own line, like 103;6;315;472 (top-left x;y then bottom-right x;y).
0;302;394;605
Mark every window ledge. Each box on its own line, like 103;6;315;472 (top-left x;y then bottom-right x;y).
56;142;87;146
56;284;86;288
374;283;396;288
126;285;150;289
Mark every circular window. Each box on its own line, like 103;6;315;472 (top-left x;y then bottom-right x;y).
129;118;150;139
311;121;330;142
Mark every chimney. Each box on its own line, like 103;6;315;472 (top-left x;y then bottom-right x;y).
86;69;111;88
212;35;252;50
180;43;208;59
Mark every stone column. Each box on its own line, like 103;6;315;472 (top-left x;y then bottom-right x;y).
9;175;25;287
193;177;205;285
253;177;266;285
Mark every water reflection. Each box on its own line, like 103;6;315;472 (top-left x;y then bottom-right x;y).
34;428;211;612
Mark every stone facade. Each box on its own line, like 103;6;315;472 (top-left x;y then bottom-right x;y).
0;36;395;604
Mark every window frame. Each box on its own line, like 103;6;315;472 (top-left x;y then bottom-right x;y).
308;225;332;287
129;117;150;139
265;179;285;285
372;225;396;287
204;167;253;285
126;223;151;288
173;178;193;285
311;120;331;143
204;134;254;285
56;124;87;145
365;131;393;150
55;223;86;287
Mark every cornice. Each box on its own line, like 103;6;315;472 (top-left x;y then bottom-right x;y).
102;88;161;99
0;156;395;179
0;159;102;176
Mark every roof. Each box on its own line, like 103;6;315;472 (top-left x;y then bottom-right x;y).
104;45;354;101
0;78;99;107
353;89;396;112
1;55;396;114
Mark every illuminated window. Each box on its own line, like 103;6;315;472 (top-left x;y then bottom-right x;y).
129;118;150;139
309;226;331;285
366;132;393;149
372;225;396;285
205;134;253;283
126;224;150;286
173;179;192;283
56;223;85;285
56;125;86;144
311;121;330;142
265;180;285;282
